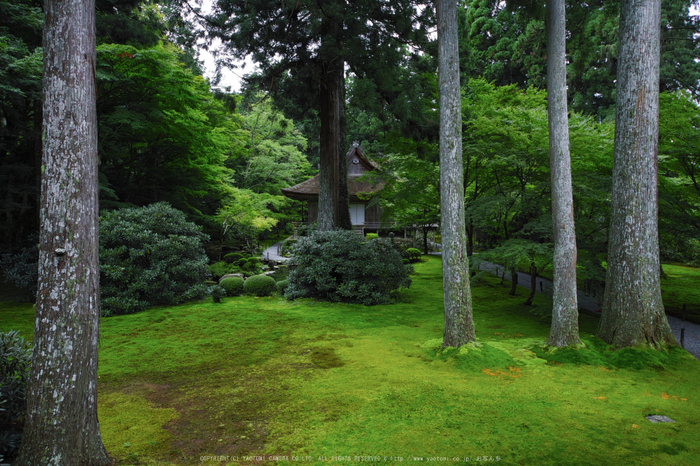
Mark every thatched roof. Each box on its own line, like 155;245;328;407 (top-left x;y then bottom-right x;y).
281;143;383;201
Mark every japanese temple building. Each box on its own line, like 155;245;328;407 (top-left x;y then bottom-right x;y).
281;143;384;231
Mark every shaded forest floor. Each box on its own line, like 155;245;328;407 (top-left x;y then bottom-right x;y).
2;256;700;465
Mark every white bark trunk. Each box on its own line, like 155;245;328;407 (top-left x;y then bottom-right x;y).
437;0;476;347
546;0;581;347
17;0;110;463
597;0;675;348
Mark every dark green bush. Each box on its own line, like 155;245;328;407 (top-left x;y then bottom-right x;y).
0;236;39;302
210;285;226;303
209;261;238;280
223;252;244;264
285;230;412;305
276;279;290;295
237;258;249;268
243;274;276;297
220;276;245;297
0;330;31;463
99;203;210;316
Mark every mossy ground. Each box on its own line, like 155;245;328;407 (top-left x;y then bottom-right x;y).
2;256;699;465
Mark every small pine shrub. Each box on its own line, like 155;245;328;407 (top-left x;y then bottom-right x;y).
220;277;245;297
0;330;32;463
243;274;276;297
276;279;289;295
237;258;249;268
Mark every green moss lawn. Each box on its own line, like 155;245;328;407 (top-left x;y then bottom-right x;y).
2;256;700;465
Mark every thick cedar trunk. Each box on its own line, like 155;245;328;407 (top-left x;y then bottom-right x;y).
317;16;348;231
16;0;110;464
438;0;476;347
509;269;518;295
317;64;341;231
337;65;352;230
597;0;675;348
546;0;581;346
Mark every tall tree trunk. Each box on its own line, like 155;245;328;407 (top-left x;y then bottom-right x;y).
16;0;110;463
597;0;675;349
337;64;353;230
524;262;538;305
317;16;343;231
546;0;581;347
437;0;476;347
317;65;341;231
509;268;518;295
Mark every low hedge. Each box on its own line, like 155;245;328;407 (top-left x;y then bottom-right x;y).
220;277;245;297
243;274;276;297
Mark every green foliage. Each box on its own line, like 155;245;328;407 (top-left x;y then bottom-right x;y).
0;238;38;302
285;230;412;305
243;274;276;297
224;252;244;264
275;279;289;296
100;203;210;316
404;248;422;263
220;277;245;297
0;330;31;463
210;285;226;303
208;261;237;281
365;233;379;240
96;42;244;225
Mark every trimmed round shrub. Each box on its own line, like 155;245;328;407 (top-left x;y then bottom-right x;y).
0;330;31;463
405;248;422;262
285;230;412;305
243;274;276;297
220;276;245;297
276;279;289;295
223;252;244;264
99;202;210;316
365;233;379;240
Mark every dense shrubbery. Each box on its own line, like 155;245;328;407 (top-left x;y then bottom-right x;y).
0;331;31;463
243;274;276;297
285;230;412;305
100;203;210;316
209;253;263;280
0;237;39;302
220;276;245;296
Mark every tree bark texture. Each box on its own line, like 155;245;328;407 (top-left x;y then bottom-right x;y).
597;0;675;349
337;64;353;231
437;0;476;347
317;16;345;232
16;0;110;463
546;0;581;347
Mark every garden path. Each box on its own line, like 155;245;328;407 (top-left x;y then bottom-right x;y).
431;252;700;360
262;241;289;262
